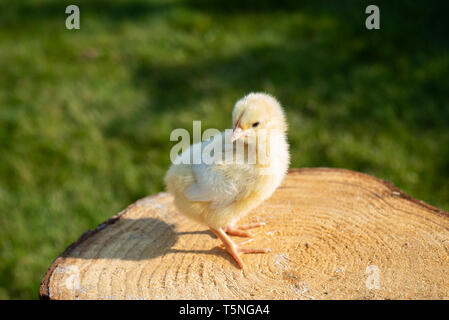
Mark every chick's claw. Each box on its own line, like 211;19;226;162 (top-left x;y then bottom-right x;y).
211;227;270;269
218;238;253;249
224;222;266;237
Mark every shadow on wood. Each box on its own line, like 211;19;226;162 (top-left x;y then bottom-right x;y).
60;217;220;261
40;168;449;300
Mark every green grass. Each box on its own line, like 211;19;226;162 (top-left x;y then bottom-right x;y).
0;0;448;299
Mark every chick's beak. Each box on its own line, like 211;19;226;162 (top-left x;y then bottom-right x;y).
231;121;244;142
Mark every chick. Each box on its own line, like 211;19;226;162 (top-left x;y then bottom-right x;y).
164;93;290;268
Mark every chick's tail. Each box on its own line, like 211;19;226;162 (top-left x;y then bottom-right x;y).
164;163;195;196
164;163;209;225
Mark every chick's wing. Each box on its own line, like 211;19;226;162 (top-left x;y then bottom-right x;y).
185;162;256;209
184;134;258;209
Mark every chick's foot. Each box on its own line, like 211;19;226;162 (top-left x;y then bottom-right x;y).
224;222;266;237
211;227;271;269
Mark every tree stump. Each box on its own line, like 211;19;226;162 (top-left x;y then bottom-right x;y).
39;168;449;300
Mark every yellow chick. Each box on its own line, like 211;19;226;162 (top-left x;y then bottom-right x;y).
164;92;290;268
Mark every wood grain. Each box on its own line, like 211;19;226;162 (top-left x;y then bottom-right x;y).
40;168;449;300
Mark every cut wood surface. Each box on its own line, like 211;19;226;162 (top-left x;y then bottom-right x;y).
40;168;449;300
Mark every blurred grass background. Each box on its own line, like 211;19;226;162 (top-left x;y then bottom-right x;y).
0;0;448;299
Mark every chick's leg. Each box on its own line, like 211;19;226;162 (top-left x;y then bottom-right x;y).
211;227;270;269
224;222;266;237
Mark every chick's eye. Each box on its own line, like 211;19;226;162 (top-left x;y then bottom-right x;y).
252;121;260;128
